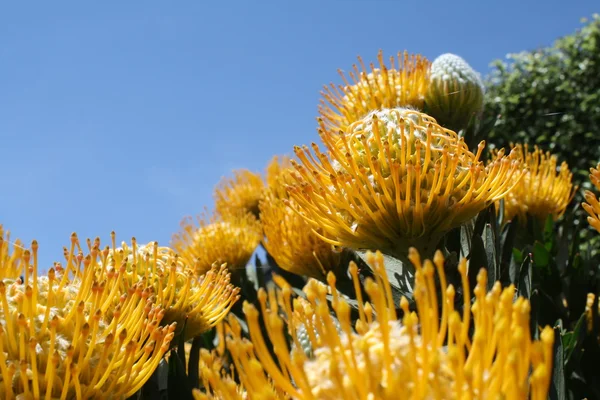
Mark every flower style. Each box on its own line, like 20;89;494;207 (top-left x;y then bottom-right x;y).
582;162;600;233
215;169;266;219
0;235;175;399
494;144;576;224
171;211;262;276
105;236;240;340
0;226;25;280
318;50;431;134
195;250;554;399
289;107;524;259
260;156;343;280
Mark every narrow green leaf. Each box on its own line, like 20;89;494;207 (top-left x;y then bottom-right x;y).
187;336;203;390
483;223;498;290
355;250;415;303
168;350;194;400
564;313;588;374
517;255;532;300
549;326;566;400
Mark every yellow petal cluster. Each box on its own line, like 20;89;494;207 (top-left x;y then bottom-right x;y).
192;250;554;399
0;235;175;399
582;162;600;233
493;144;576;224
319;50;430;133
260;156;342;280
215;169;265;219
171;212;262;276
290;108;524;258
105;236;240;340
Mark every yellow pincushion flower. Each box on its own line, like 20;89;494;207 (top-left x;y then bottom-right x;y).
289;108;524;259
172;211;262;276
194;250;554;400
105;236;240;340
494;144;576;224
215;169;265;219
0;236;175;399
319;50;431;133
260;156;343;280
582;162;600;233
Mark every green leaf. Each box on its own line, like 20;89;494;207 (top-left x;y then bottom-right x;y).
517;254;532;300
483;223;499;290
355;250;414;304
532;241;550;269
187;336;203;390
168;350;194;400
564;313;588;374
549;325;566;400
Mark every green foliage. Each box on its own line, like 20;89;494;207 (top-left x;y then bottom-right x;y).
483;14;600;220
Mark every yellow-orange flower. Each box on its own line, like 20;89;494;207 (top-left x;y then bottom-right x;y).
0;235;175;399
105;236;240;340
289;108;524;259
493;144;576;224
215;169;265;219
582;162;600;233
260;156;342;280
172;212;262;276
195;250;554;399
319;50;431;134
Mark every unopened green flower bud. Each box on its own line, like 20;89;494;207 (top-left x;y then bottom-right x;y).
425;53;485;132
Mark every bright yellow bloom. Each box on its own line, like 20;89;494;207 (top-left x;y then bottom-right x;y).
289;108;524;259
172;212;262;276
215;169;265;219
196;250;554;399
260;157;343;280
0;235;175;399
493;144;576;224
105;235;240;340
319;50;430;134
582;162;600;233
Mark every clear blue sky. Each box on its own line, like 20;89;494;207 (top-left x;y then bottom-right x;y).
1;1;597;270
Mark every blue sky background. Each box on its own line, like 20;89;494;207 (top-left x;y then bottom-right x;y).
1;1;598;270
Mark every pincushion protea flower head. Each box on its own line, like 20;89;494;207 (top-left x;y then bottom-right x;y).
582;163;600;233
0;234;175;399
215;169;265;219
194;250;554;399
319;50;430;134
105;235;240;340
492;144;576;224
260;156;343;280
171;211;262;276
289;107;524;259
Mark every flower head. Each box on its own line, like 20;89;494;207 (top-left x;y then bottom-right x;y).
260;157;343;280
582;162;600;233
289;108;523;258
0;235;175;399
494;144;576;224
204;250;554;399
172;211;262;276
319;50;430;134
215;169;266;219
105;236;240;340
425;53;485;132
